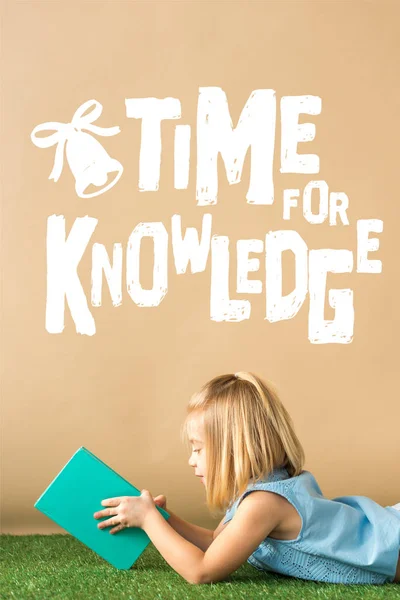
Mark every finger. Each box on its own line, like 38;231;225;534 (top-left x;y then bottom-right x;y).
101;497;121;507
110;524;124;535
93;507;118;519
97;516;120;529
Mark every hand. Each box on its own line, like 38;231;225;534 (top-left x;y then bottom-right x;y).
93;489;156;534
153;494;167;510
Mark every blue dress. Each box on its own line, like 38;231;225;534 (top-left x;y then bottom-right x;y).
223;467;400;584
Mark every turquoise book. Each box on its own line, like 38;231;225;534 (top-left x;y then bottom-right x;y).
34;446;170;570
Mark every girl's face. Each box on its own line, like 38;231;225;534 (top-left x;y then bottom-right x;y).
187;414;207;486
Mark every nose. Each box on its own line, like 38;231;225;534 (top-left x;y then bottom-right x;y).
188;453;196;468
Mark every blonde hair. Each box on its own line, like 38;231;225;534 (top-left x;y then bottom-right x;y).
181;371;305;517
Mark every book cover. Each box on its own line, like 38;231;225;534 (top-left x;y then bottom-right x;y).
34;447;170;570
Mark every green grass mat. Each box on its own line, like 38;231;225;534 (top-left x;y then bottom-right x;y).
1;535;399;599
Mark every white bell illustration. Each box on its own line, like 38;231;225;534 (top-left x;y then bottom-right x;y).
66;130;123;198
30;99;123;199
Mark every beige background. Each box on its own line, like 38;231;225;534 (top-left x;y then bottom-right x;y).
1;0;399;534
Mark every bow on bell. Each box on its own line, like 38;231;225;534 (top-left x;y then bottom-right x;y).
30;99;121;183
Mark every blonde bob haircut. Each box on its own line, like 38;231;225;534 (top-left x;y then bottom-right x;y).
181;371;306;517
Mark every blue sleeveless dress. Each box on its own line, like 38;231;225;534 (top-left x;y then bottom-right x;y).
223;467;400;585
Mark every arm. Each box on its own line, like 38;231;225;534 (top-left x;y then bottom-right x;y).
165;509;214;551
142;508;204;584
143;490;283;585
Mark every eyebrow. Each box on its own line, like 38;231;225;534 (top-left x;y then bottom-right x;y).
189;438;203;443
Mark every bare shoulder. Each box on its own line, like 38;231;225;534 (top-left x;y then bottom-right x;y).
242;490;288;512
213;490;285;540
202;491;285;584
240;490;289;532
